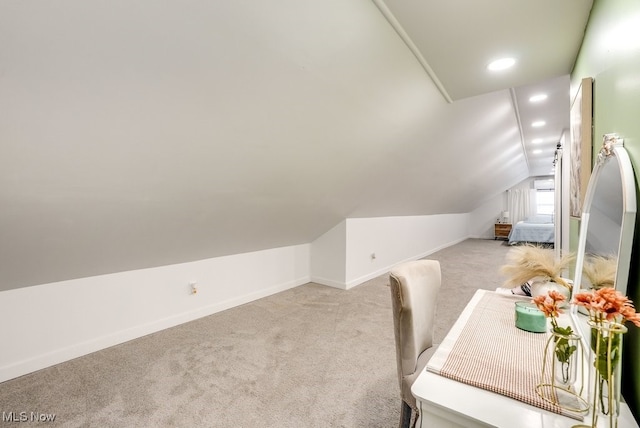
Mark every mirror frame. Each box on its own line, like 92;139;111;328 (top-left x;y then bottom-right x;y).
571;134;637;347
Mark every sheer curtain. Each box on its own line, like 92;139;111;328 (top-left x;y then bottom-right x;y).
507;188;534;224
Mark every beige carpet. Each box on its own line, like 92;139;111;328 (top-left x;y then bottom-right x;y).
0;238;510;427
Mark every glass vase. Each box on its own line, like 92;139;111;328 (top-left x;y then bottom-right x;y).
552;328;581;386
536;327;588;413
586;320;627;428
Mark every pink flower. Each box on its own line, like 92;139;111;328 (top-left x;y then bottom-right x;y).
621;304;640;327
573;287;640;326
533;290;565;319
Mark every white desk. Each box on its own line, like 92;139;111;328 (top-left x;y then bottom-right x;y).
411;290;639;428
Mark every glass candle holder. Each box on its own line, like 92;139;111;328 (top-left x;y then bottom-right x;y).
515;301;547;333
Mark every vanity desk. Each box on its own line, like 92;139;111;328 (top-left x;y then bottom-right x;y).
412;136;639;428
411;289;639;428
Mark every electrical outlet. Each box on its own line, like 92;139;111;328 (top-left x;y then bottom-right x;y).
371;252;376;260
190;281;197;295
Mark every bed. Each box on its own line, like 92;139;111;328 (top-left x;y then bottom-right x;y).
508;214;554;245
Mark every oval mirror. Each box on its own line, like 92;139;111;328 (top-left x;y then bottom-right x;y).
571;134;637;345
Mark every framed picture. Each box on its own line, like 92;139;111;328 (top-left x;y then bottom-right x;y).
569;77;593;218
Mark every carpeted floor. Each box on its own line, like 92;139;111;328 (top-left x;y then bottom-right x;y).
0;238;511;427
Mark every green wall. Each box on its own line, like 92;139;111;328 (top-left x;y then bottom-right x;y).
571;0;640;420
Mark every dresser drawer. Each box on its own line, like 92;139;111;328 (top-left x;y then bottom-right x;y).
494;223;512;239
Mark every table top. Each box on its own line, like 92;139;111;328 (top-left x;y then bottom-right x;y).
411;289;639;428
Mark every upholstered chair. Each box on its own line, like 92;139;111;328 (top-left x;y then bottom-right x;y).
389;260;441;428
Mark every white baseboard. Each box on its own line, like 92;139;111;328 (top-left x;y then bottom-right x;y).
345;236;468;289
0;275;308;383
309;276;347;290
0;244;312;383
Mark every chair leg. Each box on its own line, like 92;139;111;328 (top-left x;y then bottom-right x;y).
399;400;412;428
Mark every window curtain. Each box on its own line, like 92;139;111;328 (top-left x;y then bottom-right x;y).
507;188;534;224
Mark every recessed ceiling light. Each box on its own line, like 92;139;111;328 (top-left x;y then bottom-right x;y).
529;94;548;102
533;149;543;154
532;121;546;127
487;57;516;71
531;138;544;144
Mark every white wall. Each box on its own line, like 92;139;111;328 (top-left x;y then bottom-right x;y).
559;130;571;256
0;0;532;294
345;214;469;287
468;193;506;239
1;213;472;382
311;214;470;289
0;244;310;383
310;221;347;288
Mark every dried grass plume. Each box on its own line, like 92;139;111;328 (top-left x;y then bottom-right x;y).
582;255;617;289
501;244;575;289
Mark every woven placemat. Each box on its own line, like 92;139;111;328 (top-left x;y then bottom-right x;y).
427;291;583;420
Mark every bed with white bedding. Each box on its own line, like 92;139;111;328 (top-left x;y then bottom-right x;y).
508;214;554;245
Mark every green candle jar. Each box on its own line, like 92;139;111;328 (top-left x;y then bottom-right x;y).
515;301;547;333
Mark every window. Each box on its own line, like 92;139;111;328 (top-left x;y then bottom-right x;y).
535;190;554;215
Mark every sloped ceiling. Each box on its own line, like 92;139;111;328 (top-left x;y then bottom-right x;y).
379;0;590;101
0;1;590;291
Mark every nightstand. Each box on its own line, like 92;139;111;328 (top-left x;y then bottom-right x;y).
494;223;512;240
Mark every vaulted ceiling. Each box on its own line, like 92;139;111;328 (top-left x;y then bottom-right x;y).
0;1;592;291
376;0;592;176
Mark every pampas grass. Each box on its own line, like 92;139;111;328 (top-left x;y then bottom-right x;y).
582;254;617;289
501;244;575;290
